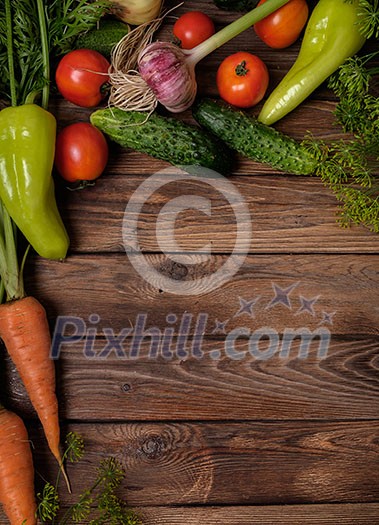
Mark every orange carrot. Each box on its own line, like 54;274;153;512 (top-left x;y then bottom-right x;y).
0;296;70;492
0;405;37;525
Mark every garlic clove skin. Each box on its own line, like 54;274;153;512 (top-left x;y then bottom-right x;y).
138;42;197;113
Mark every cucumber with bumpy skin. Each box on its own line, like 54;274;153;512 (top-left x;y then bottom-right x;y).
193;99;317;175
75;19;130;58
90;108;233;175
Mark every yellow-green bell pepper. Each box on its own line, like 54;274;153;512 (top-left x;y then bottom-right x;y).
0;103;69;260
258;0;366;125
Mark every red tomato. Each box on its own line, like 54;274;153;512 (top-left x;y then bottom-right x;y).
216;52;269;108
254;0;309;49
55;49;110;107
55;122;109;183
173;11;215;50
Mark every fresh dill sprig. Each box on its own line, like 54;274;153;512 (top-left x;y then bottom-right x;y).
302;136;379;232
304;47;379;234
63;457;141;525
69;489;92;523
47;0;110;56
357;0;379;39
328;51;379;149
37;434;142;525
37;483;60;523
64;431;85;463
345;0;379;38
96;457;125;490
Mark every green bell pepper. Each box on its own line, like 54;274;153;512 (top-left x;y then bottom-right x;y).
0;103;69;260
258;0;366;125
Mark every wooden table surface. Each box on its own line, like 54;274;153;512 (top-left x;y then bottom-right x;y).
1;1;379;524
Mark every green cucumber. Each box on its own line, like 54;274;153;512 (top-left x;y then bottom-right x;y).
75;19;130;58
213;0;259;11
90;108;233;175
192;99;318;175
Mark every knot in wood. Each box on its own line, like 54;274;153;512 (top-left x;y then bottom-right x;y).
160;260;189;281
141;435;165;460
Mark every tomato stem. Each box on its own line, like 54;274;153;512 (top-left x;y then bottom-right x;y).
235;60;249;76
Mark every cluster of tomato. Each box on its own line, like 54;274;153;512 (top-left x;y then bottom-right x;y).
54;49;110;185
174;0;308;108
54;0;308;185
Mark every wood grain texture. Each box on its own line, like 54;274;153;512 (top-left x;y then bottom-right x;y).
57;172;379;254
139;504;379;524
25;254;379;336
2;336;378;421
0;421;376;507
2;504;379;525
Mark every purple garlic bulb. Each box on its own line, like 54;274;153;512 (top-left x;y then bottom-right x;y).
138;42;197;113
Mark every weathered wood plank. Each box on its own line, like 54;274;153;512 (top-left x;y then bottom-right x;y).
139;504;379;524
2;504;379;525
3;336;378;421
1;421;377;507
25;254;379;336
57;172;379;254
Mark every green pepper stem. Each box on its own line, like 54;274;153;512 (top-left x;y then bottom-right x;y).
0;202;23;301
24;91;39;105
185;0;291;66
36;0;50;110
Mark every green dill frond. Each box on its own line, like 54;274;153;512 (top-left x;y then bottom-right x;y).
36;482;60;523
65;432;85;463
300;135;329;164
70;490;93;522
90;491;143;525
313;138;379;232
97;457;125;490
338;187;379;232
328;56;371;99
333;97;367;134
328;51;379;142
357;0;379;39
47;0;110;56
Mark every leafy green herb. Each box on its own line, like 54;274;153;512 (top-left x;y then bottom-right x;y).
48;0;110;56
312;50;379;232
357;0;379;39
64;432;85;464
37;483;60;523
37;432;142;525
0;0;109;105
